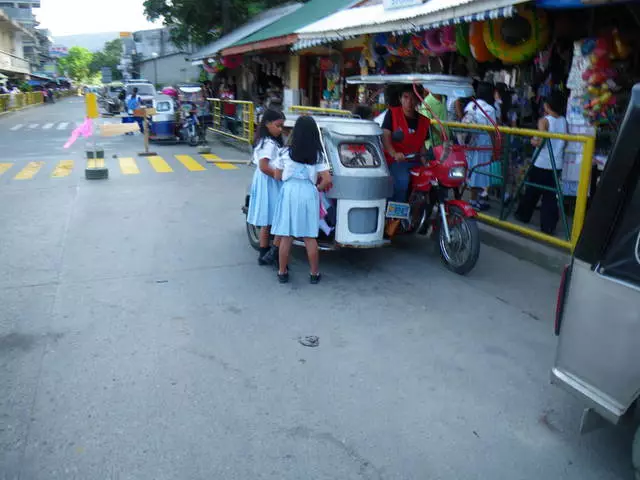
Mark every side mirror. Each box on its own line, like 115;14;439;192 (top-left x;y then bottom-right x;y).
391;129;404;142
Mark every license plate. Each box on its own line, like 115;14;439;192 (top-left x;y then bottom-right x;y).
386;202;410;220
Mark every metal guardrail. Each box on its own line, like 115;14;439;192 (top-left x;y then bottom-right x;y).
290;105;353;117
0;91;44;113
207;98;255;145
442;121;595;251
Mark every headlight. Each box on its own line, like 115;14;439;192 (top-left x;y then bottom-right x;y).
448;166;466;179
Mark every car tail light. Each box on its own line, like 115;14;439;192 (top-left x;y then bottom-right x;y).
555;264;570;336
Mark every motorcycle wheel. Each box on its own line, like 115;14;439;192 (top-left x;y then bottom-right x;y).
246;221;261;251
189;134;199;147
438;206;480;275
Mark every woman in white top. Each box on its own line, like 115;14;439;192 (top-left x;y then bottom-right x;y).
247;109;286;265
272;116;332;284
515;91;568;235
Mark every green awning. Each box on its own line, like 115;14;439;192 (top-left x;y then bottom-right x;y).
230;0;356;48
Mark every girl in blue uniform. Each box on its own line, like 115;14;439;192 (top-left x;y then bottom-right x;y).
247;109;286;265
272;116;332;284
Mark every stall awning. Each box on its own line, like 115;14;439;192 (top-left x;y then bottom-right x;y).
221;0;359;56
190;3;304;64
292;0;528;51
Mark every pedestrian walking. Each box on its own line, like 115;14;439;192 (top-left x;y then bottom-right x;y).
246;109;286;266
461;82;497;211
126;87;143;134
515;91;568;235
271;116;332;284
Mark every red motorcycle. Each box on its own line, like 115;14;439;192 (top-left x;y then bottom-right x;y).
387;131;480;275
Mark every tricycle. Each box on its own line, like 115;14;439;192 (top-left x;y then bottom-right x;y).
242;74;494;275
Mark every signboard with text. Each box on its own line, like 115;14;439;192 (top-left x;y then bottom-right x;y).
49;45;68;58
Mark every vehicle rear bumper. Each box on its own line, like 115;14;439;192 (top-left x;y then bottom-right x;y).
551;367;627;427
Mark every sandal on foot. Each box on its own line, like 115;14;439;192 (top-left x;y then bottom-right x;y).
309;273;321;284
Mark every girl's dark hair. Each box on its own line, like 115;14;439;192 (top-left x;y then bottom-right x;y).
475;82;494;105
254;109;285;148
495;82;511;124
545;91;566;116
290;116;323;165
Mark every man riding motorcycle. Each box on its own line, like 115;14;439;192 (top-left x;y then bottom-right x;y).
381;85;430;202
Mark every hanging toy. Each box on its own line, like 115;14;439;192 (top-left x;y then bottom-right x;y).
412;32;432;56
469;21;495;63
612;28;630;59
455;23;471;58
581;38;596;56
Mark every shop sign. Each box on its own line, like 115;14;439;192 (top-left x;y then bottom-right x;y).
49;45;68;58
383;0;424;11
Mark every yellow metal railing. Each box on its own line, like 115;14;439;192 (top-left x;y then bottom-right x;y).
290;105;353;117
0;91;45;113
207;98;255;145
442;121;596;251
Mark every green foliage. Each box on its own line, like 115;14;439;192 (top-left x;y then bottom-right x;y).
143;0;297;48
90;39;123;81
57;46;93;84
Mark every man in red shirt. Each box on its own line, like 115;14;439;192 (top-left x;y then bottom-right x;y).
382;85;430;202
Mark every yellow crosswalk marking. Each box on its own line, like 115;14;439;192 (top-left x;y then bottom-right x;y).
148;155;173;173
0;163;12;176
87;158;105;169
119;157;139;175
201;153;238;170
52;160;74;178
175;154;206;171
14;161;44;180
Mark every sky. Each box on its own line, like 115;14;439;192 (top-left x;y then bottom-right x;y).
34;0;162;37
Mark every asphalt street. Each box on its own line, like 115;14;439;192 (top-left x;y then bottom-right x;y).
0;98;635;480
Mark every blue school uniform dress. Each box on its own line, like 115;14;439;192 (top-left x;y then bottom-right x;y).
272;150;330;238
247;138;282;227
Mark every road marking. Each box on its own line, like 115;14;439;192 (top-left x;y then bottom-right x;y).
175;154;206;171
148;156;173;173
57;122;68;130
119;157;139;175
201;153;238;170
14;161;44;180
29;124;39;129
0;163;13;176
51;160;74;177
10;124;23;131
87;159;105;169
43;123;54;129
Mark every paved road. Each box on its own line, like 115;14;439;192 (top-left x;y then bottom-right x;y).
0;99;635;480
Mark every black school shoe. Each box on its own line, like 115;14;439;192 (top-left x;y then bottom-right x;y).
277;269;289;284
310;273;321;284
258;246;270;265
261;246;279;266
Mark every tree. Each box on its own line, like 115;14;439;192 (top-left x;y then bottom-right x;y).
57;46;93;84
90;39;123;81
143;0;296;48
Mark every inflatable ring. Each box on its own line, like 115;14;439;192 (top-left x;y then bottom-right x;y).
483;7;550;64
469;21;495;63
456;24;471;57
424;26;457;55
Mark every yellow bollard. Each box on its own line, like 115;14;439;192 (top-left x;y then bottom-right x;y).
85;93;99;119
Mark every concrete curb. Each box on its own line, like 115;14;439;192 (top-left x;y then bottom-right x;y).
478;222;570;274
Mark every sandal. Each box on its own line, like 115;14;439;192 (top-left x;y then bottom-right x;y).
309;273;321;284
